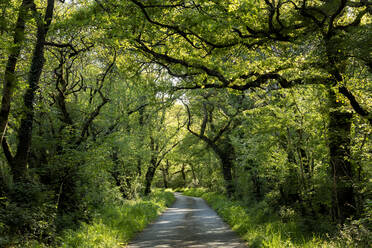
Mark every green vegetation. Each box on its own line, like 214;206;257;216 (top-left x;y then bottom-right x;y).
0;0;371;247
182;188;371;248
59;189;175;248
8;189;174;248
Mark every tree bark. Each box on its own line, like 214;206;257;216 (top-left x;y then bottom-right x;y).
0;0;32;143
205;140;235;197
144;134;179;195
162;160;169;188
8;0;55;180
328;88;355;222
214;136;236;197
144;164;156;195
111;149;128;198
220;155;234;197
181;163;186;183
184;102;235;197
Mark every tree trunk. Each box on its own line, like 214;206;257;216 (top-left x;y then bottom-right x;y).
190;163;197;184
216;138;236;197
144;164;156;195
251;171;262;200
328;89;355;222
137;159;142;176
220;155;234;197
136;103;144;175
111;149;127;198
0;0;32;144
203;142;235;197
181;163;186;183
184;102;235;197
9;0;55;180
162;160;169;188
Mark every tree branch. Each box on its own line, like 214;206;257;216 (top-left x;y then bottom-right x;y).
339;86;371;125
156;140;180;167
136;39;229;84
2;137;14;164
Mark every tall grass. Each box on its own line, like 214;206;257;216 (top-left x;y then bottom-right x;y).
57;189;175;248
182;188;369;248
10;189;174;248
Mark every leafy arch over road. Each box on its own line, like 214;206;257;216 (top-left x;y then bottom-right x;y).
116;0;371;222
0;0;370;246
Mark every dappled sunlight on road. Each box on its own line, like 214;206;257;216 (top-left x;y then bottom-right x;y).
127;193;245;248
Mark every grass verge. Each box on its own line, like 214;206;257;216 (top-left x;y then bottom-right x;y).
57;189;175;248
181;188;369;248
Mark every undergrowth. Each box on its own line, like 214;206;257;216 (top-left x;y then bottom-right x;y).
181;188;370;248
15;189;175;248
58;189;175;248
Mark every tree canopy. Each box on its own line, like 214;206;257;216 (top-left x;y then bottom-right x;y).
0;0;371;247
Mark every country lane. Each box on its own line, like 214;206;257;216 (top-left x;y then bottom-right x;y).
126;192;246;248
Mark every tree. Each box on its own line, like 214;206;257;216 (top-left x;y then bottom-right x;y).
115;0;371;222
1;0;55;181
144;94;184;195
183;90;249;196
0;0;370;245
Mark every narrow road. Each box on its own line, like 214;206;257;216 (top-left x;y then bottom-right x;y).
127;193;246;248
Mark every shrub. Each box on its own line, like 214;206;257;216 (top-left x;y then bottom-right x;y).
336;219;371;248
0;181;56;246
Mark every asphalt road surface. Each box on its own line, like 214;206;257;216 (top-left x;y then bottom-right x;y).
127;192;246;248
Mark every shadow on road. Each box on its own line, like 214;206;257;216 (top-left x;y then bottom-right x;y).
127;193;246;248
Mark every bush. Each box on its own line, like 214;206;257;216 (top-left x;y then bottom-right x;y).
336;219;371;248
0;181;56;246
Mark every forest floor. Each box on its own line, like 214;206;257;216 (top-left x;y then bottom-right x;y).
126;192;246;248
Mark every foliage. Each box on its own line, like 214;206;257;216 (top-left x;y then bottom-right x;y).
183;189;370;248
58;189;174;248
177;187;208;197
0;0;370;247
0;181;56;246
6;189;174;248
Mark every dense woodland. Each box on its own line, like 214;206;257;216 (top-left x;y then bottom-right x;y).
0;0;371;247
